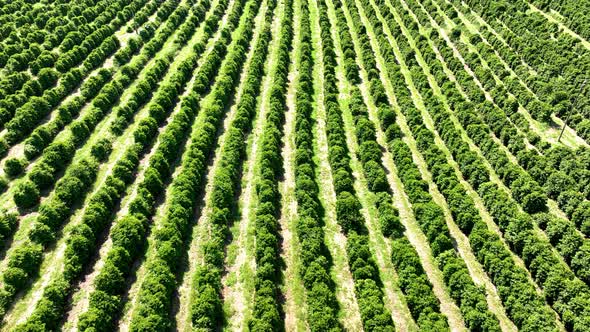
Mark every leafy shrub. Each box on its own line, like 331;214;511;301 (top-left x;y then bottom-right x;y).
14;179;39;208
4;157;26;178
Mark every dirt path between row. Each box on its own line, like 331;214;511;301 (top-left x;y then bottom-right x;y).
307;0;365;329
386;0;567;329
367;1;517;330
404;0;583;291
347;0;468;329
62;0;230;329
440;0;588;150
278;0;309;328
172;1;270;329
220;1;284;329
323;0;418;330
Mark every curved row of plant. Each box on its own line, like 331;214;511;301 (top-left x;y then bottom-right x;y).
456;0;590;141
433;0;590;197
381;0;590;329
247;0;294;328
70;1;252;330
188;0;278;328
313;0;397;329
334;0;452;329
395;0;590;285
18;0;183;162
289;0;342;329
0;0;151;143
0;0;147;74
351;0;510;330
0;0;192;259
8;1;229;331
415;0;590;231
0;0;214;321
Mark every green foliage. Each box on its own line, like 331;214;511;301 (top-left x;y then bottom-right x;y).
91;138;113;162
3;0;589;330
13;179;39;208
4;157;26;178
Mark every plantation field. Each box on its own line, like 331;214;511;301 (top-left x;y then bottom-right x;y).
1;0;590;331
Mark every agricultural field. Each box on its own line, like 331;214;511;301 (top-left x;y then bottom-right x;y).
0;0;590;330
